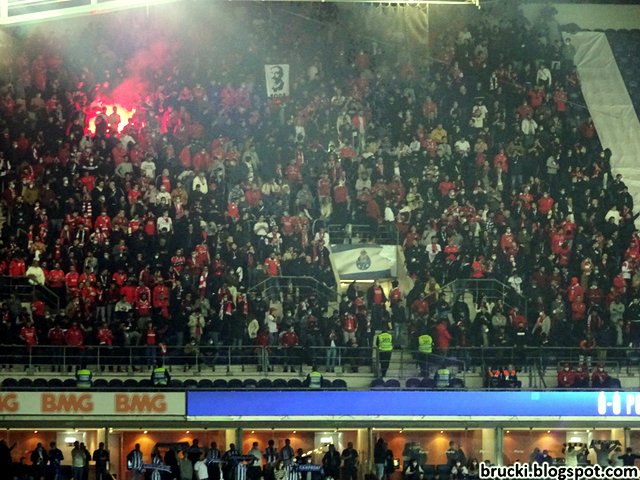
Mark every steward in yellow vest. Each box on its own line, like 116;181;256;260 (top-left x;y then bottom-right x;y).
306;368;323;389
376;329;393;377
152;365;171;386
76;367;93;389
417;334;433;377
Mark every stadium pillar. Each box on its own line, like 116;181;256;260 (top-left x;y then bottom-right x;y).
611;428;624;448
481;429;495;465
494;427;504;466
358;428;371;480
225;428;237;449
624;427;631;450
235;427;243;449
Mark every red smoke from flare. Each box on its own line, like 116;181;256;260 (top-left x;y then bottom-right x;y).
111;42;171;108
84;42;171;135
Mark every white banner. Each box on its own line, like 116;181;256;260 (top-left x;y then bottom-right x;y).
265;64;290;98
331;244;397;280
0;392;184;416
567;32;640;227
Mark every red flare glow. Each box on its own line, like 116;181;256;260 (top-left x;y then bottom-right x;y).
85;102;136;136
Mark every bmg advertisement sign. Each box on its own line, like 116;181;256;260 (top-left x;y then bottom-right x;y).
0;392;184;416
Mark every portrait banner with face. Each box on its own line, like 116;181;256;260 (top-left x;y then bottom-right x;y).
265;64;290;98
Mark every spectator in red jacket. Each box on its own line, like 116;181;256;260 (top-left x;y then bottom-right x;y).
65;265;80;298
120;282;137;304
47;262;66;301
263;253;281;296
9;256;26;277
571;296;587;323
152;281;170;317
411;293;430;320
567;277;584;304
509;307;527;330
95;321;114;370
538;192;555;216
94;210;111;234
48;323;65;346
19;320;38;351
65;323;84;347
47;323;65;372
144;321;157;367
573;364;590;388
591;364;611;389
341;312;357;345
434;319;453;356
279;325;299;373
96;322;113;347
557;363;576;388
367;280;387;331
65;322;85;371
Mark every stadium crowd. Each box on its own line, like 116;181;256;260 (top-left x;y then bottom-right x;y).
1;435;479;480
0;0;638;372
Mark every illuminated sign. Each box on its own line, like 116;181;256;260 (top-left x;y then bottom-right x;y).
597;391;640;416
114;393;169;413
41;393;94;413
0;392;184;416
0;394;19;413
187;391;640;418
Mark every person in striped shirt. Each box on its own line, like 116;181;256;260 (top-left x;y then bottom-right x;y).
207;441;221;480
150;447;165;480
127;444;144;480
222;444;240;480
263;440;278;480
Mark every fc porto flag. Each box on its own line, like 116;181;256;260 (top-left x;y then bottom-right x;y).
331;244;397;280
265;64;290;98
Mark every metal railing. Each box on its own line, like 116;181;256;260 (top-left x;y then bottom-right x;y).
0;344;465;382
0;275;60;311
441;278;528;319
0;344;378;377
249;276;338;304
422;346;631;371
327;223;399;246
0;344;637;383
382;349;466;381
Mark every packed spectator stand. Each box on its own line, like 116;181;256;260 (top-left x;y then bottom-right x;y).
0;0;637;388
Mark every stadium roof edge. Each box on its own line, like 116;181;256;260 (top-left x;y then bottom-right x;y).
0;0;479;27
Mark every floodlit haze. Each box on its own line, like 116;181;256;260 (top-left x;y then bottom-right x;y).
0;1;460;116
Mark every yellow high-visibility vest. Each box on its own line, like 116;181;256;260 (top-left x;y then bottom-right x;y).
436;368;450;388
153;367;168;385
309;371;322;389
377;332;393;352
418;335;433;353
76;369;92;389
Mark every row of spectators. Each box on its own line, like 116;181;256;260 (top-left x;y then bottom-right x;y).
0;0;638;367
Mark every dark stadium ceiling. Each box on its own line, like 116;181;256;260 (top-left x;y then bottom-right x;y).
1;0;479;26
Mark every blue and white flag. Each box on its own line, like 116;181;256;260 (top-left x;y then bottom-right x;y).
331;244;397;280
